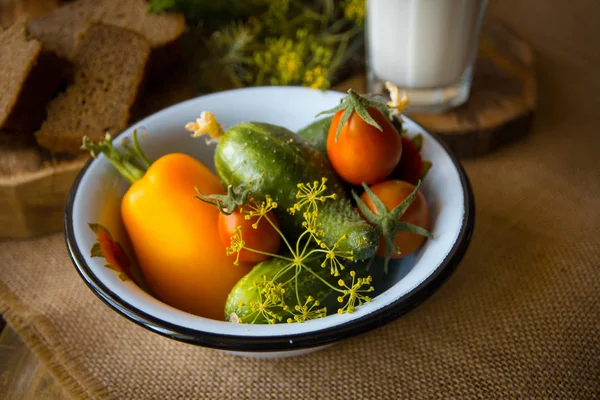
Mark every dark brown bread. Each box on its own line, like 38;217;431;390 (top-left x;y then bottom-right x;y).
1;0;60;28
27;0;185;75
0;22;67;133
26;0;94;59
35;23;151;154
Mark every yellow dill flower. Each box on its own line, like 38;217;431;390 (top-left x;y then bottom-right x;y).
303;66;330;90
253;36;304;86
344;0;365;25
277;48;303;85
185;111;224;142
225;226;245;266
318;234;354;277
263;278;286;306
337;271;374;314
248;278;285;324
265;0;289;19
221;177;377;325
287;296;327;323
289;177;336;215
301;210;325;241
242;195;278;228
246;16;262;36
311;43;333;66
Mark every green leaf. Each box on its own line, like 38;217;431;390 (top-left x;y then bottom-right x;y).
361;183;389;218
364;97;393;116
88;223;101;234
352;190;380;224
88;223;113;240
315;102;346;118
388;180;422;220
420;161;432;179
353;103;381;132
395;222;434;239
411;134;423;151
105;264;121;273
90;243;103;258
148;0;177;13
335;105;354;142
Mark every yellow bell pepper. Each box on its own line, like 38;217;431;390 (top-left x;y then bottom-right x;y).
83;132;252;320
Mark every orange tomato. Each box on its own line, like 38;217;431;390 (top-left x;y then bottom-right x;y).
218;207;281;263
121;153;252;320
327;107;402;185
359;180;430;257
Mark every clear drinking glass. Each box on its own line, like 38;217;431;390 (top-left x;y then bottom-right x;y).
366;0;488;113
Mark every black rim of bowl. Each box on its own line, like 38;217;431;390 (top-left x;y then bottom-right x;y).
64;110;475;353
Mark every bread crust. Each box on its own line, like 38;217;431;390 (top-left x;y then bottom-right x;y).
35;23;151;154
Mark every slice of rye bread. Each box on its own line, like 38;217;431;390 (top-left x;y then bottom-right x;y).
1;0;60;28
35;23;151;154
27;0;185;77
0;22;68;133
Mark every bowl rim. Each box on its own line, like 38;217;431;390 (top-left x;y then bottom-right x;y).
64;87;475;353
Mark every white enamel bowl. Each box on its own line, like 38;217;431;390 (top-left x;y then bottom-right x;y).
65;87;475;358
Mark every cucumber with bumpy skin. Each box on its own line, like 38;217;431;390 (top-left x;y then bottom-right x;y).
296;116;332;154
215;122;378;261
225;256;375;323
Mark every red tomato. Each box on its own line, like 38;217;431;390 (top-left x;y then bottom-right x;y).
390;136;423;185
218;207;281;263
359;180;430;257
327;107;402;185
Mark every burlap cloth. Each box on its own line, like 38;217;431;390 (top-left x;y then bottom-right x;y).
1;3;600;399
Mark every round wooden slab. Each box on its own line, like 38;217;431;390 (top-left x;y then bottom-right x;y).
334;21;536;158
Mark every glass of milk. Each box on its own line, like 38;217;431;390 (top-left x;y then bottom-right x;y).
366;0;488;113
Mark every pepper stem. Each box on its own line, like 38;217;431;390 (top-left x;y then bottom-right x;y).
81;130;150;184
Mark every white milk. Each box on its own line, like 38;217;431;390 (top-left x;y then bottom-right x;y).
367;0;486;89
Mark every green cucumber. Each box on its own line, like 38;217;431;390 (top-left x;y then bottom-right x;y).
296;116;332;154
214;122;378;261
224;256;375;323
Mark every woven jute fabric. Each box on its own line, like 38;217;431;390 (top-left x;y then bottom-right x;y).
1;3;600;399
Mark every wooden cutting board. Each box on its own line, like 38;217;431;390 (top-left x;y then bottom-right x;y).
334;21;536;158
0;158;86;239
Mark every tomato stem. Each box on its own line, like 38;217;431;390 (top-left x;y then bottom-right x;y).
195;181;256;215
352;180;434;274
315;88;395;142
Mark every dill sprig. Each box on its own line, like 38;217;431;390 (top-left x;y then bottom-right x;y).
151;0;366;91
227;177;375;324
